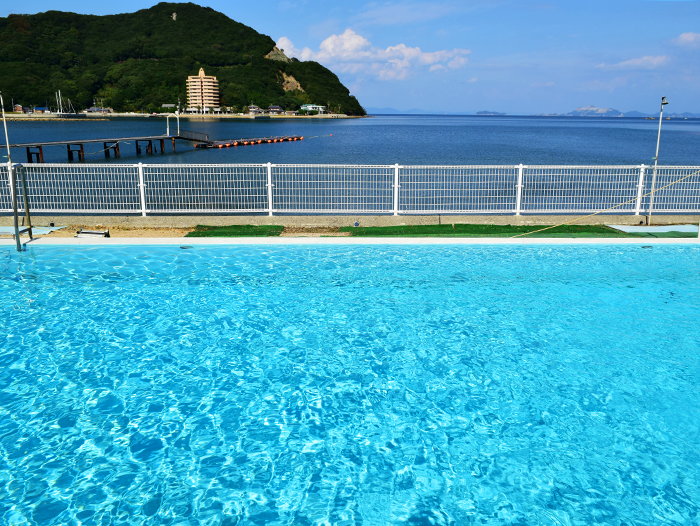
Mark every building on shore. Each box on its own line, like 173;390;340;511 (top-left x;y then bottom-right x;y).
186;68;220;112
300;104;326;114
268;105;284;115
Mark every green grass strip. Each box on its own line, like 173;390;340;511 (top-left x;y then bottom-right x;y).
186;225;284;237
338;224;692;238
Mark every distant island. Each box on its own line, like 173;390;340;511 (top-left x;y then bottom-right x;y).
560;106;699;118
0;2;365;115
564;106;623;117
476;111;507;116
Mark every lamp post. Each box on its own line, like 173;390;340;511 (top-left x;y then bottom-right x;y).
647;96;669;226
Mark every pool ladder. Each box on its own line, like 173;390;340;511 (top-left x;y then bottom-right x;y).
9;164;33;251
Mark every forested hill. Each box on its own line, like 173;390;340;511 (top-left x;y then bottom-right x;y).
0;2;366;115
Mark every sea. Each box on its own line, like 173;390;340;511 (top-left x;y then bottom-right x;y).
4;115;700;166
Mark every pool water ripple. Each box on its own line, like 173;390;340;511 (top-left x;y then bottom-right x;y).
1;245;699;525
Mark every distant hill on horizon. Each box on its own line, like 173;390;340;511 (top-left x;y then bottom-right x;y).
0;2;365;114
565;106;623;117
563;106;700;118
365;106;700;118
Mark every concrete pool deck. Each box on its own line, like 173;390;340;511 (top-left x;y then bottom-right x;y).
2;214;699;229
3;237;699;247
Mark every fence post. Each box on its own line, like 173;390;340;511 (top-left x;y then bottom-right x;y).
6;161;14;210
267;162;274;216
634;165;645;216
393;163;400;216
137;163;147;217
515;164;524;216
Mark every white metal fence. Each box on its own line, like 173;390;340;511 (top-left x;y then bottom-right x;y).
3;163;700;215
0;164;10;211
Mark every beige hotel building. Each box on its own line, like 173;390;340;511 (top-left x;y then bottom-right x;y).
187;68;220;109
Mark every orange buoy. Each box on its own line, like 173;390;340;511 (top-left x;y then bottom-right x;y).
234;142;238;146
219;145;223;148
258;140;262;144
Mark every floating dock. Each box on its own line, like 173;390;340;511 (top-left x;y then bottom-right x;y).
194;135;304;149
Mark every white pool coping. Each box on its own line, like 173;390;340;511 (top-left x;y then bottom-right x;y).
607;224;699;233
2;237;699;246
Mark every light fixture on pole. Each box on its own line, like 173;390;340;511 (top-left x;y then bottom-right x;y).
647;96;669;226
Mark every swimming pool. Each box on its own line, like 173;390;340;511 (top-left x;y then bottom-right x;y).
1;244;699;524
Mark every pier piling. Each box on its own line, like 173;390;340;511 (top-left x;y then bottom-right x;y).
67;143;85;162
104;142;121;158
25;146;44;163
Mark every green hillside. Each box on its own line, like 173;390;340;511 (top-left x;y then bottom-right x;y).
0;2;365;115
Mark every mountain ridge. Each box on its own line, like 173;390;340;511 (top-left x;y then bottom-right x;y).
0;2;365;114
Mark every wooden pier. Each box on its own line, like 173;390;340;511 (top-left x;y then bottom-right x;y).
2;130;305;162
2;130;211;163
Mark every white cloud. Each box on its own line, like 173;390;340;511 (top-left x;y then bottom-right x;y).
596;55;668;70
277;29;470;81
672;32;700;48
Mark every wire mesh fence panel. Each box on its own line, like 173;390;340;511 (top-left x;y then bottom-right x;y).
640;166;700;213
272;165;394;213
0;165;10;212
18;164;141;213
521;166;641;214
3;163;698;215
399;166;519;213
142;164;268;212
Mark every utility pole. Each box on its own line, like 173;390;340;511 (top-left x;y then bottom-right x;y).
647;96;669;226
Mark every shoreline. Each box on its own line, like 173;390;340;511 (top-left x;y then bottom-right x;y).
4;113;368;121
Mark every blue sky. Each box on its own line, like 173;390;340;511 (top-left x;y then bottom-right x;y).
3;1;699;114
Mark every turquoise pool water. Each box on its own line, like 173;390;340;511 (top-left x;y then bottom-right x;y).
1;244;699;525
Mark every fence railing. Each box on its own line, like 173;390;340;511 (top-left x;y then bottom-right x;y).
3;163;699;215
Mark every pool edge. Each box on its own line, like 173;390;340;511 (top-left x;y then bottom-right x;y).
3;237;700;246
